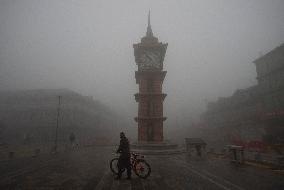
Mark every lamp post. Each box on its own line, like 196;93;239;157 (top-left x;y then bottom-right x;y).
53;96;61;153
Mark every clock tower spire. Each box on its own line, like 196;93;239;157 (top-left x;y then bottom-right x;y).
146;10;153;37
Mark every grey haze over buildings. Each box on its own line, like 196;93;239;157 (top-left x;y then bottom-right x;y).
0;0;284;131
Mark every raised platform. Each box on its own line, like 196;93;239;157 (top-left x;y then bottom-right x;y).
131;141;186;155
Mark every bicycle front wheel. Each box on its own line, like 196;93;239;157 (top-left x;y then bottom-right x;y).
134;159;151;179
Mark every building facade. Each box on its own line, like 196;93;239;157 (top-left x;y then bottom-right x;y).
254;44;284;143
201;43;284;148
0;89;119;144
201;86;264;148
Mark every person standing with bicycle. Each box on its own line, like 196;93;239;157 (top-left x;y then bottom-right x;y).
116;132;131;180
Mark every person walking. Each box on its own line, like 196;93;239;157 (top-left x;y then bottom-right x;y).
116;132;131;180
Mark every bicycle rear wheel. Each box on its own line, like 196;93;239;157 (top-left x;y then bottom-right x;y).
110;158;119;174
134;159;151;179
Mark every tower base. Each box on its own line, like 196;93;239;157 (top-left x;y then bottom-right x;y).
131;141;185;155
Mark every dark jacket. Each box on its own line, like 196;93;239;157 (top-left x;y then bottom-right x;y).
116;137;130;158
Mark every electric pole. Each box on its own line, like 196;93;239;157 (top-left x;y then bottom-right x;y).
53;95;61;153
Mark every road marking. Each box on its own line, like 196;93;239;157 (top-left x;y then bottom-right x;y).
95;171;111;190
117;180;131;190
110;178;121;190
141;178;159;190
171;158;245;190
0;157;58;183
201;170;245;190
184;165;231;190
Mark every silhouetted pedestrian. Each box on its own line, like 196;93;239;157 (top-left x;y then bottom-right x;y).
115;132;131;180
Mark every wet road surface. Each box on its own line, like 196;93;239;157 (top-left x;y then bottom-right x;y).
0;146;283;190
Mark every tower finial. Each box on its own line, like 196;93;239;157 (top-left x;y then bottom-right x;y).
148;10;151;27
146;10;153;37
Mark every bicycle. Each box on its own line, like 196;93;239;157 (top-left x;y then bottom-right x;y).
110;152;151;179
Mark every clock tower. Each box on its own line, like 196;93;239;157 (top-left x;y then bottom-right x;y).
133;12;168;142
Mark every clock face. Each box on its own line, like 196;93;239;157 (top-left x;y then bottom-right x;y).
139;50;161;70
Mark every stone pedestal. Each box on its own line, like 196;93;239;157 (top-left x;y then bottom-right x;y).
131;141;185;155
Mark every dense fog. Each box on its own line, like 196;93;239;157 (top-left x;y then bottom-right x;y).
0;0;284;139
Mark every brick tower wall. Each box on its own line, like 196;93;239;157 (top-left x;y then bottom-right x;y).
136;72;166;142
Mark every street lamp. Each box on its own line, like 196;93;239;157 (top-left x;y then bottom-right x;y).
52;96;61;154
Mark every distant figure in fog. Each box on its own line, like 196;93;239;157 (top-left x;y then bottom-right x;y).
196;145;201;157
116;132;131;180
69;132;76;148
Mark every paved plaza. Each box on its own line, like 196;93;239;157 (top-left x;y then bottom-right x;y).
0;146;283;190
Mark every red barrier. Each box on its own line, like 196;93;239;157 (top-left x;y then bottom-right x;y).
232;140;265;152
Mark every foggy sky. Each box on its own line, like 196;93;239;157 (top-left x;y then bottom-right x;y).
0;0;284;130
